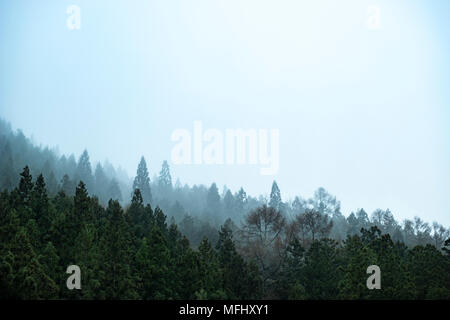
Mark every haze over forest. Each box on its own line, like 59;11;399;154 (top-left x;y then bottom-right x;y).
1;116;450;300
1;1;450;226
0;118;448;248
1;0;450;301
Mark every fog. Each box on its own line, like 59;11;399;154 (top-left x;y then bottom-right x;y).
1;0;449;225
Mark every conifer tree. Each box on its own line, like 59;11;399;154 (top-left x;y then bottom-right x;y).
206;183;221;214
107;178;122;202
9;227;58;299
94;163;108;204
269;180;281;211
158;160;172;194
136;228;172;299
100;200;137;299
75;150;94;193
32;174;51;238
18;166;33;207
133;156;152;205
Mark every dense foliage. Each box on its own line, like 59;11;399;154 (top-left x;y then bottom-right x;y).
0;166;449;299
1;119;449;299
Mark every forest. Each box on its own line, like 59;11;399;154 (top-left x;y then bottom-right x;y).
1;118;450;300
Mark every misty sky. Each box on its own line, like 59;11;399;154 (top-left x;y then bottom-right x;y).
1;0;449;225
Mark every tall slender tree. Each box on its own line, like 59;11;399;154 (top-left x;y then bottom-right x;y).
75;150;94;193
158;160;172;194
133;156;152;205
269;181;281;211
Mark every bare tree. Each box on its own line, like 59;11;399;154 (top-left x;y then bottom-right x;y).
302;209;333;242
432;222;450;249
240;205;286;296
414;217;432;246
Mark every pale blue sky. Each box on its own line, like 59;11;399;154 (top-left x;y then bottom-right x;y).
1;0;449;225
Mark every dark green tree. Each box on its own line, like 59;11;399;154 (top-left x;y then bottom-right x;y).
133;156;152;205
100;200;138;299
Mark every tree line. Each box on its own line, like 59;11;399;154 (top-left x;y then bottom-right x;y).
1;118;450;299
0;166;449;299
1;118;448;250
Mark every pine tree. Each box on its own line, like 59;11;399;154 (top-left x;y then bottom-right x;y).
216;222;262;299
206;183;221;215
197;237;222;298
0;142;15;191
158;160;172;194
223;190;234;211
39;242;61;292
32;174;51;239
46;171;59;196
74;181;92;226
269;181;281;211
176;239;201;299
18;166;33;207
107;178;122;202
62;181;91;263
234;187;247;215
274;237;306;299
75;150;94;193
71;224;101;299
100;200;138;299
133;156;152;205
338;235;377;299
9;227;58;299
94;163;108;204
302;239;340;299
136;228;172;299
154;206;168;235
61;174;75;196
127;189;151;239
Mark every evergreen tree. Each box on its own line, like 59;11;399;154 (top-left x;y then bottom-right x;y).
197;237;223;298
301;239;340;299
94;163;108;204
9;227;58;299
136;228;172;299
0;142;15;191
107;178;122;202
275;237;307;299
46;171;59;196
100;200;138;299
18;166;33;207
269;181;281;211
158;160;172;194
39;241;61;294
133;156;152;205
71;224;101;299
62;181;91;263
127;189;151;239
206;183;221;215
61;174;75;196
216;222;262;299
234;187;247;216
32;174;52;239
338;235;377;299
75;150;94;193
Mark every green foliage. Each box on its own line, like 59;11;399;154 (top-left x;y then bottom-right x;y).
0;164;449;300
132;156;152;205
